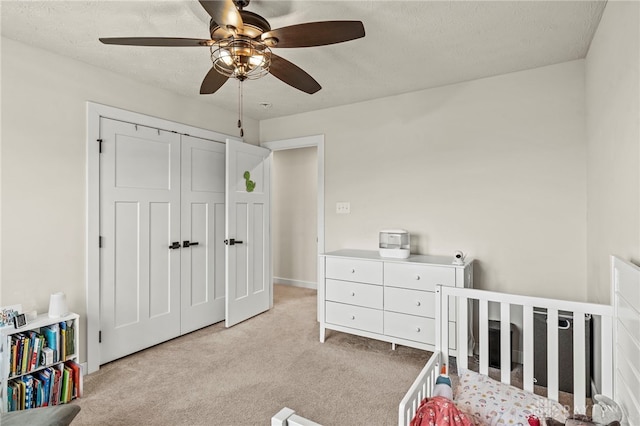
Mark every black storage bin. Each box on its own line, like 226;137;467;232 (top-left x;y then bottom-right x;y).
533;310;591;396
488;320;516;370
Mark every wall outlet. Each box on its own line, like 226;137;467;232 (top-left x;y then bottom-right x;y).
336;202;350;214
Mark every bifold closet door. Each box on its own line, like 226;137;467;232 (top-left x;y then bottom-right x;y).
99;118;181;364
225;140;271;327
180;136;226;333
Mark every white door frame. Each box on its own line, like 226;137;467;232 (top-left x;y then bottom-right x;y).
86;101;239;374
261;135;325;313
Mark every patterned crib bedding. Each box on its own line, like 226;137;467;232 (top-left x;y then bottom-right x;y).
454;368;568;426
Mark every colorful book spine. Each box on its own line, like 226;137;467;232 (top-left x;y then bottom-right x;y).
35;369;51;407
20;336;30;375
10;337;18;376
11;381;19;411
51;365;62;405
42;324;59;363
65;360;82;399
21;375;33;409
60;367;70;403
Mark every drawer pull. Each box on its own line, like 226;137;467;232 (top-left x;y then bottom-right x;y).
351;292;355;296
415;275;421;280
416;327;421;332
416;301;421;306
351;268;356;273
351;315;356;320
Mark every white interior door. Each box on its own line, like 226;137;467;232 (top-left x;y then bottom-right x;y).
99;118;181;364
180;135;226;333
225;140;272;327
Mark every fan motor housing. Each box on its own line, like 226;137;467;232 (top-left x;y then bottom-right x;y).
209;10;271;40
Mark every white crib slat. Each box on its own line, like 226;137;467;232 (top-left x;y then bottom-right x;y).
441;291;449;371
435;287;445;363
523;305;534;392
500;302;511;384
573;311;586;414
547;309;559;401
479;300;489;376
600;314;614;396
458;296;469;370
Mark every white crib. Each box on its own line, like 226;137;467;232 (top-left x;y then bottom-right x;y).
399;255;640;426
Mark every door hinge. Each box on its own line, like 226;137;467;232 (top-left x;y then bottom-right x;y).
99;331;102;343
97;138;103;153
99;236;103;248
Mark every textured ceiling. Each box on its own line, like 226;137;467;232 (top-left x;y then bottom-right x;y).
1;1;606;120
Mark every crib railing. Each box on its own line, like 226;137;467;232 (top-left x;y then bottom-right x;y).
398;349;442;425
437;285;614;415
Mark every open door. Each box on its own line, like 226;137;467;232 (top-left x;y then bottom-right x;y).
225;140;272;327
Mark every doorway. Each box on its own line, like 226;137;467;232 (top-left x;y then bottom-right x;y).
261;135;324;319
272;147;318;288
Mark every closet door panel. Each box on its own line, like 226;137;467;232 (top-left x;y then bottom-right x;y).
181;136;226;334
100;118;181;365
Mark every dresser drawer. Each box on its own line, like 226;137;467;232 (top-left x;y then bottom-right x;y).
326;257;383;284
384;287;434;318
384;287;457;320
384;311;456;349
326;279;383;309
326;301;383;334
384;262;455;291
384;311;434;344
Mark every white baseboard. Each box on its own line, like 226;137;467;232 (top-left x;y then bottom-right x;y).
274;277;317;290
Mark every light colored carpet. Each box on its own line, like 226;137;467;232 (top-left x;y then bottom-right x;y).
72;285;431;425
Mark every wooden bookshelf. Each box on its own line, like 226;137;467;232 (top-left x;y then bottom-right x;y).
0;312;82;412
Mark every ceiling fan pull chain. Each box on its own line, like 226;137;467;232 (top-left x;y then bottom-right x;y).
238;79;244;138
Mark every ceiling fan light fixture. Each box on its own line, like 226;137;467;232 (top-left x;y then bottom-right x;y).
211;38;271;81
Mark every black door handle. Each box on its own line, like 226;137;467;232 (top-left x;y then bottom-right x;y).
169;242;181;249
183;241;199;248
224;239;244;246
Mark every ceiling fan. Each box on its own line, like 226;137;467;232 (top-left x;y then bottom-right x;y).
99;0;366;96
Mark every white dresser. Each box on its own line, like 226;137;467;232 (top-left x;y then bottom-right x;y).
319;249;473;353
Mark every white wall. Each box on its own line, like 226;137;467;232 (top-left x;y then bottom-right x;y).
272;147;318;287
0;37;254;360
584;0;639;394
261;60;588;300
585;1;640;304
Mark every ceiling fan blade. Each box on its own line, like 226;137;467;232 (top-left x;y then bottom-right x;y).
199;0;244;32
99;37;212;47
200;67;229;94
269;54;321;94
262;21;365;48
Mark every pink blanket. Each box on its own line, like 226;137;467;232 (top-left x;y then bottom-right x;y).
411;396;474;426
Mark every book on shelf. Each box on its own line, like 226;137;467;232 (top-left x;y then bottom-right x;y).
65;360;82;398
41;346;54;366
18;380;26;410
42;323;59;363
33;375;42;408
10;381;19;411
51;365;62;406
20;335;30;375
21;374;34;410
34;368;51;407
60;366;70;403
27;330;43;371
7;382;14;412
60;323;66;361
10;336;18;376
65;321;75;356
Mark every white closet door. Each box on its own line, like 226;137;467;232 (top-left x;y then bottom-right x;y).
99;118;181;364
180;135;226;333
225;140;272;327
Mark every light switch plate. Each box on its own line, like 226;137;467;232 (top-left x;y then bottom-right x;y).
336;202;350;214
